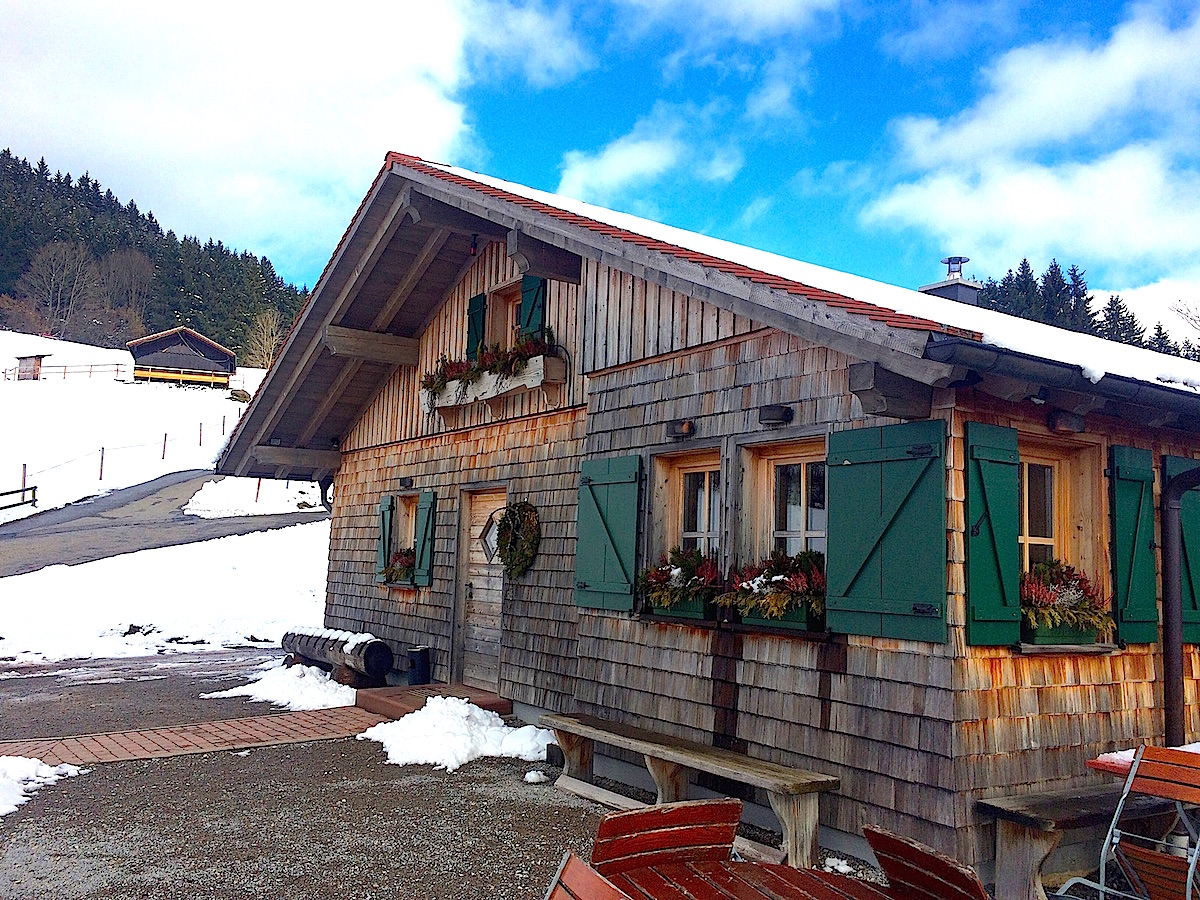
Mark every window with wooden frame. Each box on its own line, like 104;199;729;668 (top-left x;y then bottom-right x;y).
742;440;826;561
485;281;523;351
1016;436;1103;575
652;449;722;558
1017;453;1059;572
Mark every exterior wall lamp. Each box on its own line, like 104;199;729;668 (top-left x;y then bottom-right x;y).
666;419;695;439
758;404;794;426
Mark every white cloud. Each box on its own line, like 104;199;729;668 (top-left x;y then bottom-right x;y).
1103;271;1200;344
865;6;1200;290
699;148;745;182
738;196;774;227
881;1;1020;62
746;52;810;121
461;0;592;87
0;1;586;288
616;0;841;41
558;132;684;204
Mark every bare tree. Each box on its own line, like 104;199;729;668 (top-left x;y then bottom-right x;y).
15;242;100;337
1173;301;1200;335
97;248;154;319
244;307;284;368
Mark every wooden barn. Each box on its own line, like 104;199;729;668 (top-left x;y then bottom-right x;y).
217;153;1200;876
127;326;236;386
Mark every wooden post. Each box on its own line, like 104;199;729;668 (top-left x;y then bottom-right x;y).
222;415;226;435
99;448;104;481
552;730;594;782
644;755;689;804
255;478;262;502
199;423;203;445
768;791;820;870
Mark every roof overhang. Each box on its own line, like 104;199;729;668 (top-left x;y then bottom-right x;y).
218;158;974;482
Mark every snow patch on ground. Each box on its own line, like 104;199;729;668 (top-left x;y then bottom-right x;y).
183;476;323;518
524;770;550;784
0;756;82;817
201;661;355;710
358;696;557;772
0;520;329;662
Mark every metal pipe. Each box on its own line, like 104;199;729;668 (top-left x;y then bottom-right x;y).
1161;466;1200;748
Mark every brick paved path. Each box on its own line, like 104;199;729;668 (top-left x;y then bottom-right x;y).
0;706;384;766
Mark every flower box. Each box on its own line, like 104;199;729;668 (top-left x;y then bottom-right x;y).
1021;622;1098;645
649;596;711;621
430;354;566;416
741;606;825;633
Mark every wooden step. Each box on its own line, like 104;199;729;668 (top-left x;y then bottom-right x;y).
355;682;512;720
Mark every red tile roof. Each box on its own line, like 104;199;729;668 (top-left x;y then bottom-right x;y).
385;152;981;340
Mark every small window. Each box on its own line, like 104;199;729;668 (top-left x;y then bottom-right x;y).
1018;459;1057;571
743;440;826;561
393;494;418;557
486;282;523;351
652;449;722;560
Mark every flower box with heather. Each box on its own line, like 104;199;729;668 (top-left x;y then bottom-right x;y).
717;551;826;631
638;547;723;619
1019;560;1115;645
381;548;416;586
421;333;565;414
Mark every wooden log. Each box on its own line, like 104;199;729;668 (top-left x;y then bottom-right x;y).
281;630;394;680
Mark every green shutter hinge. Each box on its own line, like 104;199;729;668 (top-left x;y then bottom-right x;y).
907;444;934;458
576;580;589;589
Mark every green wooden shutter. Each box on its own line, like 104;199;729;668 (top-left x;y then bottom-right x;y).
413;490;437;587
519;275;547;340
1163;456;1200;643
376;495;394;584
826;419;947;643
965;422;1021;646
466;293;487;362
574;456;640;610
1111;446;1158;644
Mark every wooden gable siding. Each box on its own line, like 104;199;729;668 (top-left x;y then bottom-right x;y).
575;328;962;852
326;408;587;712
946;393;1200;866
344;247;761;452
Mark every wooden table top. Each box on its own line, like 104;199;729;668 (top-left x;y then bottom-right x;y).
605;859;893;899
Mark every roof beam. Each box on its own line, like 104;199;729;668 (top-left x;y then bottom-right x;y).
228;181;413;476
296;359;363;448
407;193;509;240
323;325;419;366
848;362;934;420
252;446;342;470
371;226;451;331
508;227;582;284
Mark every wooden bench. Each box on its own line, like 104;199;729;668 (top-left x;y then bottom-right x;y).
977;783;1175;900
539;712;839;869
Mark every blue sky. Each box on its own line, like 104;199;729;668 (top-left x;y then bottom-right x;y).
2;0;1198;336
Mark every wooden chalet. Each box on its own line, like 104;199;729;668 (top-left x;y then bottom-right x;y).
127;326;236;386
217;153;1200;873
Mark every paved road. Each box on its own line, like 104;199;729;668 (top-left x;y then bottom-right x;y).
0;470;328;577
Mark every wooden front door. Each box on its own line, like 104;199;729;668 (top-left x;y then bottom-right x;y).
455;488;506;692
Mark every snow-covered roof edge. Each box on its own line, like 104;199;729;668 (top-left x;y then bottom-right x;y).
399;155;1200;397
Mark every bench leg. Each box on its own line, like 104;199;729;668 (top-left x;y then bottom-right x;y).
644;755;689;804
993;820;1060;900
768;791;819;869
553;730;593;782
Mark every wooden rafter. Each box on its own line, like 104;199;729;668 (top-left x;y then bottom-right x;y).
322;325;419;365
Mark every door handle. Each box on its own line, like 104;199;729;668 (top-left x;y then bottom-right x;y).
466;582;474;599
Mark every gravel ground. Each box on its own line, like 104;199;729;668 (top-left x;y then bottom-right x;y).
0;651;887;898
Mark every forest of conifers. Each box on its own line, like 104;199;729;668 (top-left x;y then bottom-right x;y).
0;149;307;356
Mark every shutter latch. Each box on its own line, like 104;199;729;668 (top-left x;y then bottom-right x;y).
581;476;592;486
970;512;985;537
912;603;939;617
576;581;589;590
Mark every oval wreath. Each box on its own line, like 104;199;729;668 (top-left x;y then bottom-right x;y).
496;500;541;579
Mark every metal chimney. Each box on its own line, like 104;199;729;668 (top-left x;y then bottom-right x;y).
920;256;981;305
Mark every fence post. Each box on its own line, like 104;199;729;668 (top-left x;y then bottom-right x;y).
199;423;203;446
162;433;167;460
99;447;105;481
222;415;226;435
21;463;26;503
256;478;262;503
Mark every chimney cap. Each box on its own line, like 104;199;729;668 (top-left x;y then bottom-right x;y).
941;256;969;279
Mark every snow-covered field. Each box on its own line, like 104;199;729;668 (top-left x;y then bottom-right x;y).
183;476;324;518
0;333;280;526
0;519;329;663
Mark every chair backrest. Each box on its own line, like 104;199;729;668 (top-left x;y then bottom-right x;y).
1128;746;1200;808
543;851;632;900
863;825;989;900
590;798;743;876
1118;841;1197;900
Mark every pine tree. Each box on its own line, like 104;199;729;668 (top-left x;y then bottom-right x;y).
1038;260;1070;325
1062;265;1097;334
1147;323;1178;355
1097;295;1145;346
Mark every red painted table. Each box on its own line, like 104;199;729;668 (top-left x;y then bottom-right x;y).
604;859;893;899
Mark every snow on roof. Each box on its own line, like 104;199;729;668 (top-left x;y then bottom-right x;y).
398;155;1200;396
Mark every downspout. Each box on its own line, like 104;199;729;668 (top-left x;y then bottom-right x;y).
1161;466;1200;748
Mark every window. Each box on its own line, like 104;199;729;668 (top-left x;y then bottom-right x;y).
653;449;722;560
743;441;826;561
1018;457;1058;571
486;282;523;351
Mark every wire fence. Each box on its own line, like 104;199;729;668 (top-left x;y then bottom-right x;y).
2;363;129;381
2;363;259;392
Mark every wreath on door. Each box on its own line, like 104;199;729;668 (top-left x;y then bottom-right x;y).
496;500;540;579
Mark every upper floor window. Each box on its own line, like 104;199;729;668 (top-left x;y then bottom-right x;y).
1018;457;1058;571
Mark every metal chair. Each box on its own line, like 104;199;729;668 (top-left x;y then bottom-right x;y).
1056;745;1200;900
